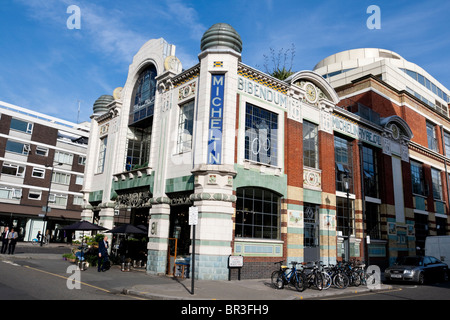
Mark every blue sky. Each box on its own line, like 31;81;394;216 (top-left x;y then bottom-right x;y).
1;0;449;123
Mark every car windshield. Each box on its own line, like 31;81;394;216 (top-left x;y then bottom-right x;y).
396;256;422;266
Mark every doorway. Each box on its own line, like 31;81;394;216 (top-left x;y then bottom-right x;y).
167;205;191;275
304;204;320;262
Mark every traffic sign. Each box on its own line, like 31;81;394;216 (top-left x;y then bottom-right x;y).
189;206;198;225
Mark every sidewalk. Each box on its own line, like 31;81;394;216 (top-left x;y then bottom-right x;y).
1;242;391;300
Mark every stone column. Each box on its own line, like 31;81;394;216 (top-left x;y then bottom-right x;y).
190;164;236;280
147;200;171;275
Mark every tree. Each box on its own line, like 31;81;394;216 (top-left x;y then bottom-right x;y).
262;44;296;80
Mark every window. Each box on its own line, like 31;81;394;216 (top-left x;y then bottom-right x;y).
336;197;354;237
362;146;378;198
244;103;278;166
126;127;151;171
10;118;33;134
366;202;381;239
304;204;319;247
97;137;107;173
50;193;68;206
31;167;45;178
73;196;83;206
52;172;70;185
6;140;30;155
303;120;319;169
431;168;442;200
235;188;281;240
335;136;353;193
445;132;450;157
177;100;195;153
436;217;447;235
54;151;73;165
78;156;86;166
426;122;438;152
0;186;22;199
131;66;157;124
36;147;49;157
28;190;42;200
75;175;84;185
1;163;25;177
411;161;426;196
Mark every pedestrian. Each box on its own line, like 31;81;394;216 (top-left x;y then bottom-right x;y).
1;227;9;254
98;235;109;272
36;231;41;242
8;228;18;255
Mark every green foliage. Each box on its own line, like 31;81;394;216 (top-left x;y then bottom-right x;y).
262;44;296;80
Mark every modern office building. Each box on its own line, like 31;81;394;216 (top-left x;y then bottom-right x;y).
0;101;90;242
314;48;450;266
82;25;449;280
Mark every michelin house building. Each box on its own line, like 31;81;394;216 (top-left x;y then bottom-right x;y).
82;24;448;280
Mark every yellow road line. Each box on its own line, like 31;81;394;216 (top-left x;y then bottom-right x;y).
23;265;147;300
319;288;403;300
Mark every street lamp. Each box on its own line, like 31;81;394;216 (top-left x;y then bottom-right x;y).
343;170;352;262
41;162;63;246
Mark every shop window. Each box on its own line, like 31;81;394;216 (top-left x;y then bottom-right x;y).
235;187;281;240
244;103;278;166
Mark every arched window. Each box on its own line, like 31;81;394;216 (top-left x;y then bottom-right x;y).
131;65;157;125
235;187;281;240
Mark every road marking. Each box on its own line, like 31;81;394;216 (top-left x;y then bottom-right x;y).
23;265;147;300
24;265;111;293
3;261;20;266
319;287;403;300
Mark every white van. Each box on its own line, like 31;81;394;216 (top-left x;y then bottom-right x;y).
425;236;450;262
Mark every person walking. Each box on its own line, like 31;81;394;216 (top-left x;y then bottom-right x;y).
1;227;9;254
98;235;109;272
7;228;18;255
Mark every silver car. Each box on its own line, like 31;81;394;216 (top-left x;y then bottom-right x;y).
385;256;449;285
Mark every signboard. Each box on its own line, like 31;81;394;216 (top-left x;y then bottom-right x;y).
228;255;244;268
207;74;225;164
189;206;198;226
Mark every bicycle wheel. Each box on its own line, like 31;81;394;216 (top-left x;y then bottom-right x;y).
333;272;349;289
271;270;285;289
321;272;332;290
292;272;306;292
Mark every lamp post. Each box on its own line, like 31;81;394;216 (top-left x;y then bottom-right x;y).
344;171;351;262
41;162;63;246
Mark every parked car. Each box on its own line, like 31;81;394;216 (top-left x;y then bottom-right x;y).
384;256;449;284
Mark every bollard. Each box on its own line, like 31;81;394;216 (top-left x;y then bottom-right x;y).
126;262;131;271
121;263;125;271
138;260;142;268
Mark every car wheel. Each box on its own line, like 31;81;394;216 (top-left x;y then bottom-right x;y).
443;270;449;283
418;272;425;285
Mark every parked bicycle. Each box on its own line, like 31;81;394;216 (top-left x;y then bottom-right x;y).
31;235;48;245
271;261;305;292
298;261;323;290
